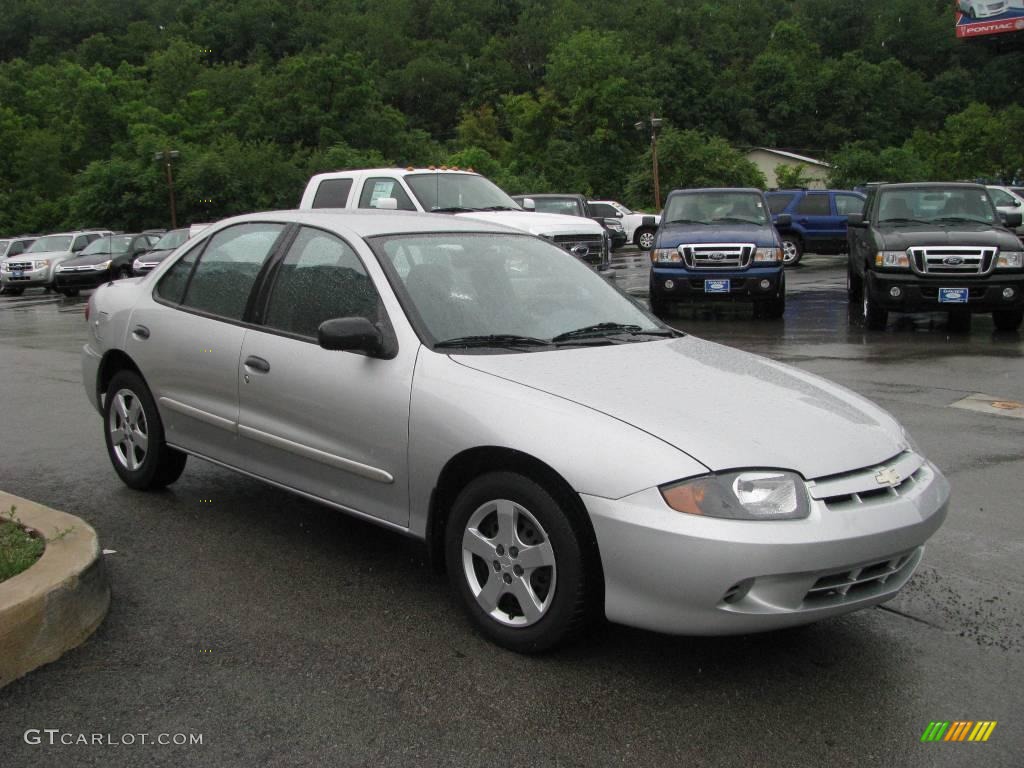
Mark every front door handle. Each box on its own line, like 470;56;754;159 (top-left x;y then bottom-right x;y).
132;324;150;340
244;355;270;374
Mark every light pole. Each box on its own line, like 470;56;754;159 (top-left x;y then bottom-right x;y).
154;149;180;228
634;116;663;210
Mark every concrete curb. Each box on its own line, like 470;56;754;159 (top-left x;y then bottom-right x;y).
0;490;110;689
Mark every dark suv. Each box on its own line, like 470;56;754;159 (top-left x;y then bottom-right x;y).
648;188;788;318
847;182;1023;331
766;189;866;266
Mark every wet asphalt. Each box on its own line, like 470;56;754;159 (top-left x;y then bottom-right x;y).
0;252;1021;767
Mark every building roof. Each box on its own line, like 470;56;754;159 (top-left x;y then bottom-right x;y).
749;147;830;168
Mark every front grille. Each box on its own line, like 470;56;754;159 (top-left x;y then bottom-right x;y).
909;246;995;276
803;550;918;607
59;265;98;272
6;261;32;271
808;451;928;510
681;243;754;269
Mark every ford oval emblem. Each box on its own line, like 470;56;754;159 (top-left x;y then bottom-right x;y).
709;252;727;261
943;256;964;265
570;244;589;259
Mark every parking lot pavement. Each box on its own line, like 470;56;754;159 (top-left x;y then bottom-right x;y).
0;265;1022;767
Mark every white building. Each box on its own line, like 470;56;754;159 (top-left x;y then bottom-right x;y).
745;147;830;189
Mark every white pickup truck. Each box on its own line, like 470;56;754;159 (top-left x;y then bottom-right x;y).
299;168;611;270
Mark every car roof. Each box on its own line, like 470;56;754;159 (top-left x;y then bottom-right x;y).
667;187;765;196
310;168;482;181
202;209;525;239
512;193;582;199
875;182;986;191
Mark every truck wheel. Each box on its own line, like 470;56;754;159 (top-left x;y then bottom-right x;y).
992;309;1021;332
862;286;887;330
846;265;863;300
947;311;971;333
636;229;655;250
61;288;79;297
781;236;803;266
3;287;24;296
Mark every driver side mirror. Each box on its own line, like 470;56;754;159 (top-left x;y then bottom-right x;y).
318;317;389;357
1000;211;1022;228
373;197;398;210
846;213;865;227
521;197;536;211
775;214;792;227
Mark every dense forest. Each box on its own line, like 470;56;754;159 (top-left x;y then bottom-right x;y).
0;0;1022;233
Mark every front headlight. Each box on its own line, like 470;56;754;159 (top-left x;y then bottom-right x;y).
652;247;683;263
0;262;8;272
996;251;1023;268
605;219;624;232
34;259;50;269
875;250;910;268
93;260;112;270
660;470;810;521
754;247;782;263
133;259;144;270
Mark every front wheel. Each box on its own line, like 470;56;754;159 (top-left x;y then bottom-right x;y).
3;287;24;296
761;291;786;319
781;236;803;266
116;267;131;280
445;471;598;653
863;285;887;330
992;308;1023;332
104;370;187;490
636;228;655;250
846;265;863;300
60;288;79;297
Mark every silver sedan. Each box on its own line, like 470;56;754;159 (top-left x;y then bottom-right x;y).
81;210;949;652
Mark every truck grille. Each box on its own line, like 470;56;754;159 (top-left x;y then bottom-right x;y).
6;261;32;271
681;243;753;269
908;246;996;276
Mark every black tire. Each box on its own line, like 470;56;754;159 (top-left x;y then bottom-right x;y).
846;264;863;300
781;235;803;266
947;310;972;333
61;288;79;297
103;370;187;490
3;287;24;296
992;309;1023;332
862;284;887;330
649;295;668;317
445;471;599;653
635;228;655;250
116;267;131;280
761;291;786;319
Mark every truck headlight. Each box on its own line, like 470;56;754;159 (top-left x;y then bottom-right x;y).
996;251;1023;269
652;247;683;263
875;250;909;268
660;470;810;521
754;247;782;262
34;259;50;269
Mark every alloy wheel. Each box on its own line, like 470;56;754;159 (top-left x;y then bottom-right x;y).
108;388;149;471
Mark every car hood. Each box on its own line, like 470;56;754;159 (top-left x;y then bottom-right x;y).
658;223;780;248
456;210;606;237
136;249;173;262
60;253;125;267
875;223;1020;250
452;336;906;481
6;249;72;262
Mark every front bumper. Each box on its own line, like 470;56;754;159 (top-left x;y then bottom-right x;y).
55;268;114;290
583;459;949;635
1;265;53;288
650;265;783;303
867;271;1024;312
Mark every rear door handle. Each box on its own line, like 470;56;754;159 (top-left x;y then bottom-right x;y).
132;324;150;340
244;355;270;374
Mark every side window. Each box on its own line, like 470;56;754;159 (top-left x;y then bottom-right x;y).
766;193;795;214
11;242;27;256
358;177;416;211
180;223;285;320
988;188;1013;207
589;203;618;217
263;227;381;339
835;195;865;216
155;246;200;304
795;193;830;216
72;235;89;251
311;178;354;208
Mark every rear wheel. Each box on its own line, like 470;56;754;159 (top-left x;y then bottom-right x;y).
445;471;598;653
992;309;1023;332
636;228;655;250
104;370;187;490
781;236;803;266
862;285;887;330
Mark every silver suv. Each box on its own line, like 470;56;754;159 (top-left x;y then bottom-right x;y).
0;230;111;294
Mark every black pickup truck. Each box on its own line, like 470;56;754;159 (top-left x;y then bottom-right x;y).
847;182;1023;331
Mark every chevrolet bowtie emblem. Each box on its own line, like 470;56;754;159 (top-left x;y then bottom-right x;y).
875;467;901;486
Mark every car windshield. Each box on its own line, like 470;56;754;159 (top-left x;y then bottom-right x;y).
82;235;134;256
372;233;666;349
152;228;190;250
530;198;584;216
877;188;997;224
27;235;73;253
663;192;769;225
404;173;522;212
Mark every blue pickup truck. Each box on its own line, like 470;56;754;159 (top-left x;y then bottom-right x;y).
766;189;866;266
648;187;788;319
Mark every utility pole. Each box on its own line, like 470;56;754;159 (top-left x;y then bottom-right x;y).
635;116;664;209
154;149;180;228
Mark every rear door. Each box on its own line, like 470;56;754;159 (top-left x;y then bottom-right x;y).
235;225;416;526
792;192;836;251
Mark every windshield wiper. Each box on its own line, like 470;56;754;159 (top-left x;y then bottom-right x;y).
931;216;990;224
878;217;930;225
552;322;673;342
430;206;479;213
435;334;550;349
714;217;764;225
477;205;518;211
665;218;709;225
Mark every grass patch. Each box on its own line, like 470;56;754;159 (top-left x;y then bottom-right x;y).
0;507;46;583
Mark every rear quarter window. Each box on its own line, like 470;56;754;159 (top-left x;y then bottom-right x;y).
766;193;795;214
311;178;353;208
